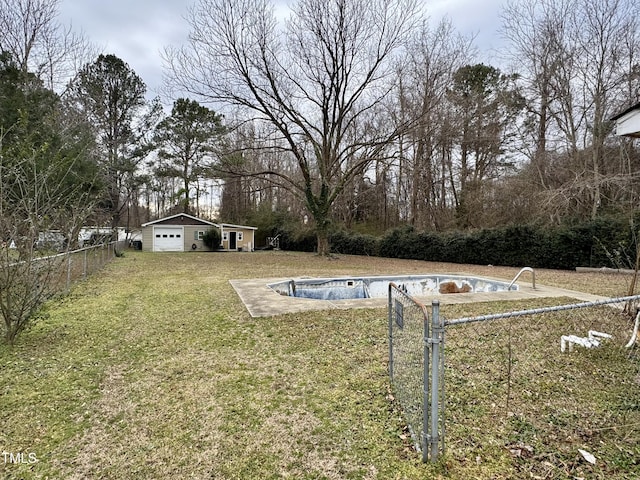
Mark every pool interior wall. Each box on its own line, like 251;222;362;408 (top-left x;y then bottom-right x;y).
268;275;517;301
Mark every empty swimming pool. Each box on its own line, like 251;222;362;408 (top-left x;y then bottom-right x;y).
267;274;517;301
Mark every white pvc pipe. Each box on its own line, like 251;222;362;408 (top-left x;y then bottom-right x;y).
625;310;640;348
561;331;612;353
588;330;612;340
561;335;599;352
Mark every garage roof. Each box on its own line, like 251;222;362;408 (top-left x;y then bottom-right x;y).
142;215;258;231
141;213;216;227
219;223;258;230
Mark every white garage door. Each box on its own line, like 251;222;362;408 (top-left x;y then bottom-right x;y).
153;227;183;252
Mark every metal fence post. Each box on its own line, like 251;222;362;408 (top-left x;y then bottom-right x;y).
422;301;430;462
388;283;394;382
66;252;72;291
429;300;443;462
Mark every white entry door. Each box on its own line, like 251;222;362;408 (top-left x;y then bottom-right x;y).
153;227;183;252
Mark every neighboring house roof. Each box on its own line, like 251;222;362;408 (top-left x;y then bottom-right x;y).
610;101;640;138
141;213;216;227
610;101;640;121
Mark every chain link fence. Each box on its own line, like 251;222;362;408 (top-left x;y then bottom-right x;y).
36;241;127;293
2;241;126;343
443;296;640;477
389;289;640;475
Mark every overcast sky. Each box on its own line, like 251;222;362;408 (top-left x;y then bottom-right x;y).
57;0;507;103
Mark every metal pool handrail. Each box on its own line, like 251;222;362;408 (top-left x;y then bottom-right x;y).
508;267;536;290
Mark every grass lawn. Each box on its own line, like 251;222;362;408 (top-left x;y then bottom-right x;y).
1;251;638;479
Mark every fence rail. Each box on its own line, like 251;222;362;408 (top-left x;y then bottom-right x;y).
446;294;640;327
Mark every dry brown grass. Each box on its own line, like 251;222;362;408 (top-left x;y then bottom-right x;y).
0;251;637;479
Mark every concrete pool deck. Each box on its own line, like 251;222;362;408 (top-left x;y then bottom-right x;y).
229;276;608;318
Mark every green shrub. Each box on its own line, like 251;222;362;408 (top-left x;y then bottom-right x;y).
278;227;317;252
330;230;379;256
379;225;418;259
441;231;474;264
203;228;222;250
417;231;444;261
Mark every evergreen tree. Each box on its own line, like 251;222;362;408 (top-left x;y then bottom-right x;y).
68;54;162;227
153;98;225;216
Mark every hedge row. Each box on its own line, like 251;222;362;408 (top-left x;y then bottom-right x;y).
375;222;630;270
276;228;378;256
277;217;639;270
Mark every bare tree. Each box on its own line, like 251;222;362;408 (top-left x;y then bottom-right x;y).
573;0;639;218
501;0;640;222
0;0;96;91
501;0;574;188
397;18;474;230
0;112;98;345
165;0;422;254
0;0;57;75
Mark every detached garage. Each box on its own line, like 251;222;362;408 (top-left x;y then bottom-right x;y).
141;214;257;252
142;213;215;252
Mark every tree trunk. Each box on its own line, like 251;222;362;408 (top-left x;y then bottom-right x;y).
317;230;330;256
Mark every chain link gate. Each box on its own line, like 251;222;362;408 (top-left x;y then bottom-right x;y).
388;283;444;462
